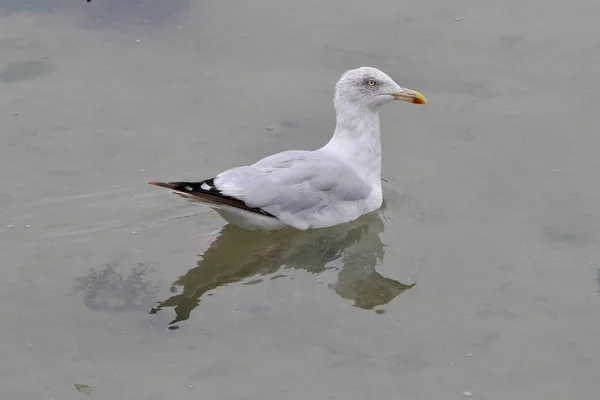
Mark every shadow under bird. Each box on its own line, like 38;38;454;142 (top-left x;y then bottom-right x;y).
149;67;427;231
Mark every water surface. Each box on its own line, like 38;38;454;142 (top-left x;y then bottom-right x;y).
1;0;599;398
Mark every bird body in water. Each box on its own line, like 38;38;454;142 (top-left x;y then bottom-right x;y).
149;67;427;231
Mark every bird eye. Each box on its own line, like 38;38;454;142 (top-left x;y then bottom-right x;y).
367;80;377;86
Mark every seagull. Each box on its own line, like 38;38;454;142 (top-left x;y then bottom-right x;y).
149;67;426;231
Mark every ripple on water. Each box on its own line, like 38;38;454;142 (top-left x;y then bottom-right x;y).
381;171;433;225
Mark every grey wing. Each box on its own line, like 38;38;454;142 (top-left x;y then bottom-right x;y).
213;151;373;229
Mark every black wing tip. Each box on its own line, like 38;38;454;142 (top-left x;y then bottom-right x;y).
148;179;277;218
148;181;203;191
147;181;180;190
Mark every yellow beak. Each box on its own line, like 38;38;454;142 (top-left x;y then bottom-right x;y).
392;89;427;104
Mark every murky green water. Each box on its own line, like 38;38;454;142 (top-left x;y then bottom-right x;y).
1;0;599;398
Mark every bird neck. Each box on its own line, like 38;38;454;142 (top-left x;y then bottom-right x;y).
323;103;382;185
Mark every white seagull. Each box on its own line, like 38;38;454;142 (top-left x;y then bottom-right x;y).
149;67;427;231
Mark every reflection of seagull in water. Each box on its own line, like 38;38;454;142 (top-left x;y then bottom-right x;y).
149;67;426;231
151;209;415;327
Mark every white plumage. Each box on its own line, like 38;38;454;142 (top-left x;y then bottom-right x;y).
149;67;427;230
